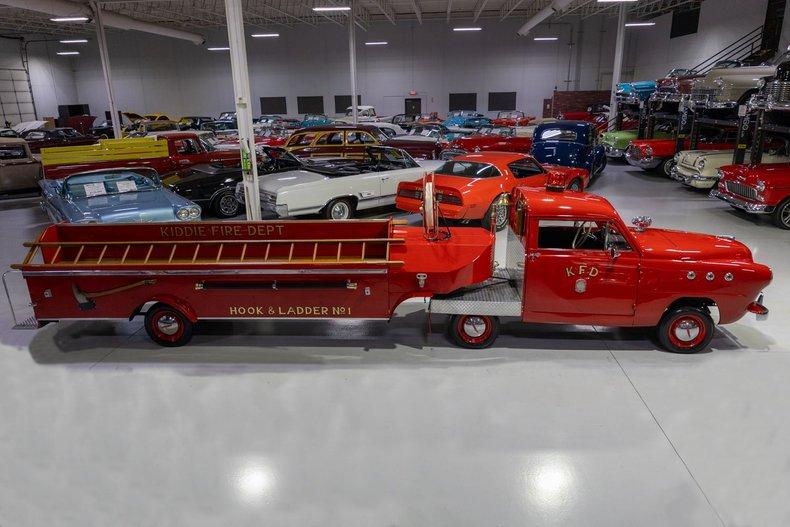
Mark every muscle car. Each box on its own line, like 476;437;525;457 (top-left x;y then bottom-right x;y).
236;146;442;220
625;127;738;176
530;121;606;178
672;148;790;189
284;125;388;158
491;110;533;127
439;125;534;159
0;138;42;194
396;151;589;231
711;162;790;229
40;167;201;224
22;128;97;154
163;147;303;217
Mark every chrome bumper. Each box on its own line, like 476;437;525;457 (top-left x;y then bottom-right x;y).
604;144;626;158
650;92;682;104
766;99;790;112
625;150;661;169
671;166;717;188
710;189;774;213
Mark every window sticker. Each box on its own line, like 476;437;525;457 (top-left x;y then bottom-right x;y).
83;182;107;197
116;180;138;193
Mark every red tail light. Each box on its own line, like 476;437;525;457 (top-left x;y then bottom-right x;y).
435;188;463;205
397;186;423;199
746;301;768;316
546;172;566;192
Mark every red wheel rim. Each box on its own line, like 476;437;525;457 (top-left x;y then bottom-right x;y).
455;315;492;345
150;309;185;343
667;314;706;349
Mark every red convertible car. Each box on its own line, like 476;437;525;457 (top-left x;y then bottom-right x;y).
491;111;534;127
395;151;589;230
626;131;736;177
439;126;533;159
711;163;790;229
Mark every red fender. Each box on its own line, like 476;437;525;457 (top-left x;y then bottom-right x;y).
141;295;198;323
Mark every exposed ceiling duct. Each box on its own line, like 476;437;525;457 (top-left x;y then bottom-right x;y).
516;0;574;36
0;0;206;45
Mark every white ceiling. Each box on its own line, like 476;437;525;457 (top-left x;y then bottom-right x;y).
0;0;703;36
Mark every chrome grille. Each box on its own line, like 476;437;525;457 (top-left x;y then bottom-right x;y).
767;80;790;103
725;181;757;200
691;88;715;102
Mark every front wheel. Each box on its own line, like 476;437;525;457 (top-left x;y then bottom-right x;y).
447;314;499;349
482;198;509;231
567;178;583;192
144;304;194;347
772;199;790;229
211;191;241;218
657;306;714;354
659;157;674;177
324;197;355;220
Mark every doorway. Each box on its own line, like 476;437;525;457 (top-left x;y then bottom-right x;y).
405;98;421;115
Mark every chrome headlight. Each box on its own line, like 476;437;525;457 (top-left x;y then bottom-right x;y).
176;207;191;220
644;146;653;157
755;180;766;192
757;78;766;90
697;159;705;170
673;152;681;162
716;169;724;180
188;205;201;219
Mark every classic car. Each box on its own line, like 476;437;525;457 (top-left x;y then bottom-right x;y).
530;121;606;178
335;105;386;124
453;116;493;130
22;127;97;153
255;115;281;126
395;151;589;231
416;112;444;124
672;148;790;189
558;103;621;132
39;167;201;224
491;110;533;127
382;124;463;160
163;147;303;218
651;68;704;104
601;125;674;159
284;125;388;158
178;116;214;130
369;122;406;138
711;162;790;229
200;119;237;136
690;50;790;110
0;128;19;138
443;110;484;128
143;113;172;121
218;111;236;121
236;146;442;220
759;56;790;111
299;113;333;128
89;120;115;138
616;80;658;104
625;127;738;176
439;125;534;159
253;126;291;147
0;138;42;194
43;132;241;180
390;114;418;127
126;120;180;138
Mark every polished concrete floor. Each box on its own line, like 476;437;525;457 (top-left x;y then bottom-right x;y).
0;162;788;526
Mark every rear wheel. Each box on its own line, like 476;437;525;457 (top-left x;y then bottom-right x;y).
657;307;714;354
211;191;240;218
772;199;790;229
324;198;355;220
447;314;499;349
482;198;509;231
144;304;194;347
567;178;583;192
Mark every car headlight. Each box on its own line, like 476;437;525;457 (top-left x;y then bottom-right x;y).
697;159;705;170
674;153;681;162
188;205;201;219
757;78;766;89
716;169;724;180
755;180;766;192
176;207;190;220
644;146;653;157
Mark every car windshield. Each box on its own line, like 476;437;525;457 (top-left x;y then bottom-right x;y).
0;129;17;137
435;160;500;178
538;128;579;142
366;147;417;168
197;134;216;152
0;145;27;159
498;111;522;119
407;126;440;138
56;128;81;137
65;170;159;198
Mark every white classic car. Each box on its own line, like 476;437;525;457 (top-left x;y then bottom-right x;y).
671;148;790;189
236;146;442;219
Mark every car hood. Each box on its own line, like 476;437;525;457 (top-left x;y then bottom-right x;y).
696;65;776;87
165;167;241;188
633;228;752;261
258;170;329;193
71;191;180;222
677;149;734;167
719;163;790;186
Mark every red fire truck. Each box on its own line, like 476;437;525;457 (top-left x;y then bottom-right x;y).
8;178;771;354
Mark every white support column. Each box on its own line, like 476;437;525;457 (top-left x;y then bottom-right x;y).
91;2;121;139
224;0;261;220
608;3;627;131
348;0;358;124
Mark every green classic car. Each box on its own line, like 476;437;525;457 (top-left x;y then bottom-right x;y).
602;129;673;159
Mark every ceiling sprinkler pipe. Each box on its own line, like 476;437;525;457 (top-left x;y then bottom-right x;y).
517;0;575;36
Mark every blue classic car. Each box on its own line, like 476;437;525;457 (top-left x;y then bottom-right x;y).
443;110;484;128
300;113;333;128
40;168;202;224
530;121;606;178
616;79;658;104
459;116;493;129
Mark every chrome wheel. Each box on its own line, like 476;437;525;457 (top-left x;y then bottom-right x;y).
462;316;487;338
156;315;180;336
218;194;239;216
330;201;350;219
568;179;582;192
672;318;701;343
775;200;790;230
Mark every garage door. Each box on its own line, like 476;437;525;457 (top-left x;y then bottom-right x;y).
0;67;35;125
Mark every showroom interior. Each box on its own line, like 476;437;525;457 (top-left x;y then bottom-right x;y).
0;0;789;525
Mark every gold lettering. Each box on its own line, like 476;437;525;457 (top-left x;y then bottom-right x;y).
588;267;599;277
565;267;575;277
229;306;238;315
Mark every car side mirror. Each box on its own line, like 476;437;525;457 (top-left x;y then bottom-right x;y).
631;216;652;231
608;245;620;260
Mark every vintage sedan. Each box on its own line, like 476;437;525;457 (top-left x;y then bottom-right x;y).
395;152;589;231
237;146;442;220
439;125;533;159
163;147;304;218
22;127;97;153
672;149;790;189
491;110;533;127
39;167;201;224
0;138;42;194
530;121;606;178
625;128;737;176
711;163;790;229
284;125;388;158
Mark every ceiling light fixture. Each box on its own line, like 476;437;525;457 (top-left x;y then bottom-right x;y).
453;27;482;32
57;51;80;56
50;16;90;22
625;22;656;27
365;41;388;45
534;37;558;41
251;33;279;37
312;6;351;11
59;39;88;44
207;47;230;51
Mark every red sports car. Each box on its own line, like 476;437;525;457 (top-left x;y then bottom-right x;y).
440;126;533;159
491;110;534;127
395;151;589;231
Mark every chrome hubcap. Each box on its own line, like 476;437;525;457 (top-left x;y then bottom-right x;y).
781;204;790;226
331;202;350;219
463;316;487;338
674;319;700;342
219;194;238;215
156;315;180;336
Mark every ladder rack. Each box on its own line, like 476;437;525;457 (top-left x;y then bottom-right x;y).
13;237;405;269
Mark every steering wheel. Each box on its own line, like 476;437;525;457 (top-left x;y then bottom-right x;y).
572;223;596;249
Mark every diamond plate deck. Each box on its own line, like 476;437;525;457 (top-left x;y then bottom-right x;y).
429;270;522;316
